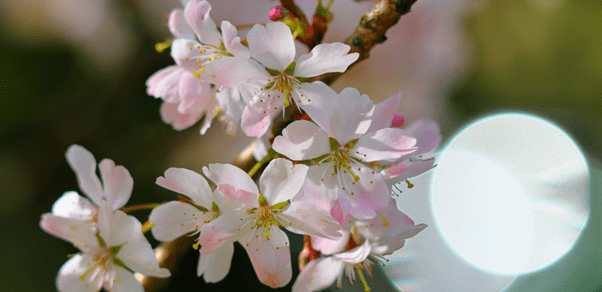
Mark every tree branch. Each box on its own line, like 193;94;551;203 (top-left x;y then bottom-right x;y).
141;0;419;290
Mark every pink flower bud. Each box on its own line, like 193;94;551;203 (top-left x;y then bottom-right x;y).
269;6;288;21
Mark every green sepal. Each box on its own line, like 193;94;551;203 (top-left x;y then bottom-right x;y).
196;205;209;212
110;245;123;256
296;77;308;83
329;137;340;151
344;139;358;149
113;258;128;269
284;62;296;75
272;200;289;210
258;193;269;207
265;68;281;76
96;234;107;248
211;202;221;213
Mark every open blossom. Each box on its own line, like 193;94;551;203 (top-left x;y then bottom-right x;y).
204;21;359;137
51;145;133;224
293;199;427;292
273;85;417;220
147;0;249;133
197;159;342;288
148;167;241;282
41;203;170;292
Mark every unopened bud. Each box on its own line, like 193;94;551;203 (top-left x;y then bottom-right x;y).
269;6;289;21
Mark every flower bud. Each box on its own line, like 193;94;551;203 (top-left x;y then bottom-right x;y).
269;6;289;21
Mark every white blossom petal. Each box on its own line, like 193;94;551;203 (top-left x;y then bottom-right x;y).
280;202;341;239
328;88;374;145
334;239;371;264
177;71;212;115
203;163;259;206
149;201;209;242
403;119;441;157
168;9;195;39
197;243;234;282
98;208;135;248
156;167;213;208
56;254;102;292
184;0;222;46
248;22;295;71
146;65;184;103
221;21;250;58
118;238;171;278
65;145;103;206
366;92;402;133
351;128;417;163
312;229;350;255
259;159;308;204
98;159;133;210
291;257;344;292
51;191;96;220
294;43;358;78
273;120;331;161
297;81;337;133
170;39;205;70
112;266;144;292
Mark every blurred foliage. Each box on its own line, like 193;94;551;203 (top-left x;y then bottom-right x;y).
452;0;602;160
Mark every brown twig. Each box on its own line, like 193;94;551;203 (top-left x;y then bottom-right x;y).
141;0;419;290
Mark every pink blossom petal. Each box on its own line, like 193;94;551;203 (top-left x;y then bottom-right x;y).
112;266;144;292
297;81;337;134
177;71;211;115
366;92;402;133
184;0;222;46
334;239;371;264
146;65;182;103
243;227;292;288
156;167;213;208
240;102;279;137
160;102;203;131
248;22;295;71
280;202;341;239
312;228;350;255
351;128;417;163
294;43;359;78
203;164;259;207
40;214;98;253
98;159;133;210
198;209;250;254
149;201;209;242
386;156;437;181
65;145;103;205
221;21;250;58
197;243;234;282
403;119;441;157
203;56;270;87
168;9;195;39
291;257;344;292
370;224;427;256
294;163;338;210
273;120;331;161
259;159;308;204
337;175;389;220
51;191;96;220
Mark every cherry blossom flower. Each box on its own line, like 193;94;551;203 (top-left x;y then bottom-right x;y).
148;167;241;282
40;203;170;292
273;85;417;220
197;159;342;288
293;199;427;292
147;0;249;133
203;21;359;137
50;145;133;225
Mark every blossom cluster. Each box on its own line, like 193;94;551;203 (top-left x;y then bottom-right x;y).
41;0;442;291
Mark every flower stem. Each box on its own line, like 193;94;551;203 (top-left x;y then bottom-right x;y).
247;148;279;178
355;265;371;292
121;203;163;213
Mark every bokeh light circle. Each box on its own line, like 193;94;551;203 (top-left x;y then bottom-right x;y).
432;114;589;274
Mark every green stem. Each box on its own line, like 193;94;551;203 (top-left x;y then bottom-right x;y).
247;148;279;178
355;265;371;292
122;203;163;213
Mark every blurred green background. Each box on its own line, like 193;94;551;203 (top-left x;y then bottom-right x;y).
0;0;600;291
